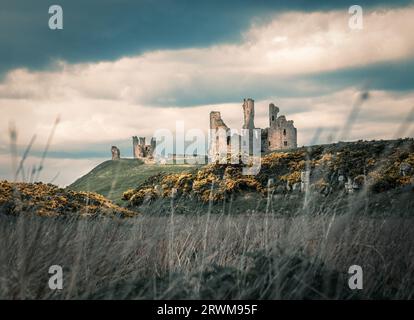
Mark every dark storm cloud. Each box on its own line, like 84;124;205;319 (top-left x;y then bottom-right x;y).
1;0;412;75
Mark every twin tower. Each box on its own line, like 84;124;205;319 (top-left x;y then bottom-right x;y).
209;98;297;158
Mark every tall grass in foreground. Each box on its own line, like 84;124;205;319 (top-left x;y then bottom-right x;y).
0;209;413;299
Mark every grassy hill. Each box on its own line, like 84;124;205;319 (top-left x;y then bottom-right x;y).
69;139;414;212
68;159;199;204
122;139;414;215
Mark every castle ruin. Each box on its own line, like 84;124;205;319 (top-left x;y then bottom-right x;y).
209;111;231;160
132;136;156;161
209;98;297;160
266;102;297;150
111;146;120;160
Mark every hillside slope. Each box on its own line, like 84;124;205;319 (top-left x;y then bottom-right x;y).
123;139;414;215
68;159;199;203
68;139;414;214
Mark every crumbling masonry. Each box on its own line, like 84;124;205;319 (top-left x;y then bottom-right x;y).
111;146;120;160
209;98;297;160
132;136;156;161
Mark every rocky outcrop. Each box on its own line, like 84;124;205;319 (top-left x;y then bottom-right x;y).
123;139;414;207
0;181;136;218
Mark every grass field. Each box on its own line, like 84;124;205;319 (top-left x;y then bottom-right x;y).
68;159;199;204
1;211;412;299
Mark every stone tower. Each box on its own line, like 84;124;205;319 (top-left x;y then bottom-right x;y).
209;111;231;162
133;136;142;158
133;136;145;158
269;103;280;127
210;111;229;130
150;137;156;154
111;146;120;160
133;136;156;161
267;102;297;151
242;98;255;129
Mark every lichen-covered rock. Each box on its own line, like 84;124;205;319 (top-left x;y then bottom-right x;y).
0;181;136;218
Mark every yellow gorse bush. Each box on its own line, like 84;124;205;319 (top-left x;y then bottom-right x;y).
1;181;136;217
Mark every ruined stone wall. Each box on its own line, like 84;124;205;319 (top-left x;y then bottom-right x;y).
132;136;140;158
209;111;231;162
133;136;144;158
208;99;297;159
269;103;279;128
210;111;229;130
242;98;255;129
267;115;297;150
111;146;120;160
150;137;156;156
133;136;156;160
241;98;260;155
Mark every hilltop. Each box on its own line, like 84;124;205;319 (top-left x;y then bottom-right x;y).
66;139;414;216
68;158;200;203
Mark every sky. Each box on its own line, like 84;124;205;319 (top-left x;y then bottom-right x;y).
1;0;414;186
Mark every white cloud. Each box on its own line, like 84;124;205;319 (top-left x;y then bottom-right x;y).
245;8;414;74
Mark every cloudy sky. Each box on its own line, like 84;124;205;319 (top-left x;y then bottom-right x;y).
1;0;414;186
